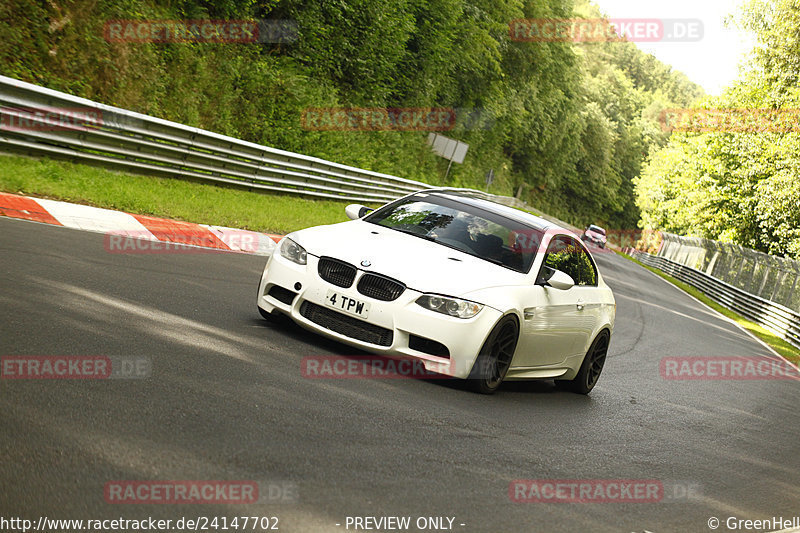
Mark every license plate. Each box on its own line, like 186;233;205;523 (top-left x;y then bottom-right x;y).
325;290;370;319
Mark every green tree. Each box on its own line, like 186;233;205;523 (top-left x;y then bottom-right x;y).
636;0;800;258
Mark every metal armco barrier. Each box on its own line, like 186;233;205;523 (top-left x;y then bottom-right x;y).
630;249;800;350
0;75;431;204
0;75;537;210
657;232;800;312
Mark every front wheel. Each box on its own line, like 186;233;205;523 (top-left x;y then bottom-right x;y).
555;331;609;394
258;306;274;321
467;316;519;394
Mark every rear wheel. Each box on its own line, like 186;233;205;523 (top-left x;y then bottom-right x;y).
468;316;519;394
555;331;609;394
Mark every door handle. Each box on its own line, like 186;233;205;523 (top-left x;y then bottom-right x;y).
576;299;585;311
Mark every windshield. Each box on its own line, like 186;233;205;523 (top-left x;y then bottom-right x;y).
365;194;543;273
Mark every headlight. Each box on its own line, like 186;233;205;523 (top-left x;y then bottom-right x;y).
279;238;307;265
416;294;483;319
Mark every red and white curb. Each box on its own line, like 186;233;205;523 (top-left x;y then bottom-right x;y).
0;191;282;255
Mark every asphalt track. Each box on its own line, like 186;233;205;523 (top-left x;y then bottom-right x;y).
1;215;799;533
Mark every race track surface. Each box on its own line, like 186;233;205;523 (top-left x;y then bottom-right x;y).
1;216;798;533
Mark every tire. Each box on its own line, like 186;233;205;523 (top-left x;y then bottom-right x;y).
258;306;274;321
467;315;519;394
555;331;609;394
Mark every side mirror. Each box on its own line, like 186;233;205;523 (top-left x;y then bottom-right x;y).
548;270;575;290
345;204;372;220
537;267;574;290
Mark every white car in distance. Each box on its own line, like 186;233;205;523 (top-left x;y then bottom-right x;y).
257;189;615;394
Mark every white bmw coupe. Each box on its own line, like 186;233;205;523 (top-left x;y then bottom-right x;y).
257;189;615;394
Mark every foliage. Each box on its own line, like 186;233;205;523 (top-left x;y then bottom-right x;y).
0;0;702;229
637;0;800;258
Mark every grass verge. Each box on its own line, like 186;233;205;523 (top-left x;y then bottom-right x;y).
0;155;378;234
618;251;800;365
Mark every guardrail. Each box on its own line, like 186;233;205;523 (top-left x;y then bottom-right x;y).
0;75;573;227
0;75;430;204
657;232;800;313
628;249;800;350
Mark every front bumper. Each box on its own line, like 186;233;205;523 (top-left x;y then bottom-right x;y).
257;252;503;379
582;235;606;247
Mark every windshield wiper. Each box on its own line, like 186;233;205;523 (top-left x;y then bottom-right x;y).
480;256;506;267
389;226;437;242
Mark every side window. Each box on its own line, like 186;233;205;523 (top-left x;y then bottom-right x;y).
574;239;598;286
542;236;580;283
541;236;598;286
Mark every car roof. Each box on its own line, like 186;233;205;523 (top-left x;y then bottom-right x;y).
414;188;559;232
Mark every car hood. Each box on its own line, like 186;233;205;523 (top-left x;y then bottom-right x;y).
289;220;527;297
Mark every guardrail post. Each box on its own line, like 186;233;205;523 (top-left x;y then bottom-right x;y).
786;265;800;311
756;258;771;298
770;269;788;302
705;241;721;276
